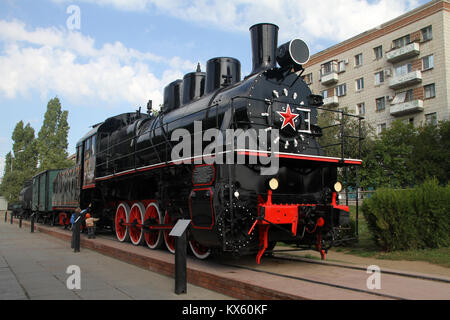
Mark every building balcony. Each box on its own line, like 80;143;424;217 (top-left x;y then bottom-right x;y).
320;72;338;85
389;70;422;89
322;96;339;107
390;99;424;117
386;42;420;63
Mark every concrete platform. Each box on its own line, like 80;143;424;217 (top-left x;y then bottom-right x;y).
0;217;232;300
4;212;449;301
2;213;393;300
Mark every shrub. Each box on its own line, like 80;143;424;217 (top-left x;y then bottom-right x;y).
361;179;450;251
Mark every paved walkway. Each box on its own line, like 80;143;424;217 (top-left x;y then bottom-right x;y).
0;218;232;300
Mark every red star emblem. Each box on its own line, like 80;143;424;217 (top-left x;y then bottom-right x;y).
277;104;299;130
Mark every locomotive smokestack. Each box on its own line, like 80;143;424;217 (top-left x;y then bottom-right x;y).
249;23;279;75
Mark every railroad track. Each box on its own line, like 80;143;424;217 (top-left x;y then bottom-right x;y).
272;253;450;284
218;253;450;300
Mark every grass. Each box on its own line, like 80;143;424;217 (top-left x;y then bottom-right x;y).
332;205;450;268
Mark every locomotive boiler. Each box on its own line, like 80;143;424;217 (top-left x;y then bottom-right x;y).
50;23;362;263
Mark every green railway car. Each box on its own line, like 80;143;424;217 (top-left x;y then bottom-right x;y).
32;169;62;223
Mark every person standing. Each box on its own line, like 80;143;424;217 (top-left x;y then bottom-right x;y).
70;212;75;231
85;213;99;239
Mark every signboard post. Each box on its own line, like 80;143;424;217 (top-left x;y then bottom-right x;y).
169;219;191;295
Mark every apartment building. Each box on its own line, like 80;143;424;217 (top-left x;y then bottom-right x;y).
303;0;450;134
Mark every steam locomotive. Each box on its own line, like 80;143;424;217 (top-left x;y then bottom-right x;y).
23;23;362;263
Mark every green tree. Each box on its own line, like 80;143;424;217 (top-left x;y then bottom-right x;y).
3;152;12;178
36;97;72;171
359;120;450;189
0;152;13;200
0;121;38;202
360;120;416;189
409;121;450;184
438;120;450;182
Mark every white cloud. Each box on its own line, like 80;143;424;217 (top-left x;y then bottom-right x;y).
0;0;423;109
52;0;421;43
0;19;195;109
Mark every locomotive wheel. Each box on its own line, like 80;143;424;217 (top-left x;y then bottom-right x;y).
189;238;211;260
143;202;163;249
129;202;145;245
115;202;130;242
163;211;176;254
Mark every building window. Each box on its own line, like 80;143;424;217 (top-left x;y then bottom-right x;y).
422;55;434;70
394;63;412;76
401;118;414;125
421;25;432;41
375;71;384;85
374;46;383;59
424;83;436;99
338;60;346;73
357;102;365;115
392;92;405;104
404;89;414;102
335;83;347;97
393;34;410;49
425;112;437;125
392;89;414;104
355;53;363;66
321;60;338;76
376;97;386;111
304;73;313;84
321;89;328;99
377;123;387;134
355;77;364;91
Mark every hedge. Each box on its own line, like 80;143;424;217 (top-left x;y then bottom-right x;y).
361;179;450;251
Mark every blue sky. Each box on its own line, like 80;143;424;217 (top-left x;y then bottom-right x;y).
0;0;429;176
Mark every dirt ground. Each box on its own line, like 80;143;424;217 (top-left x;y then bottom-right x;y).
275;247;450;278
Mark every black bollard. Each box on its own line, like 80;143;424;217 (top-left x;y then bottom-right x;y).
10;212;13;224
175;230;187;294
31;213;35;233
4;211;6;223
19;215;22;228
72;212;82;253
169;219;191;295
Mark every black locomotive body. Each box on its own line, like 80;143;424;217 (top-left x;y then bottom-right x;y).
22;23;362;263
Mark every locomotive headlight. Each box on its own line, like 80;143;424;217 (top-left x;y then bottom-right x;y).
334;181;343;193
269;178;279;190
276;38;310;68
